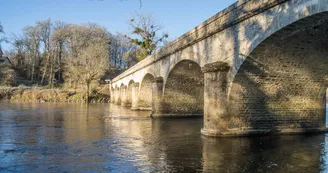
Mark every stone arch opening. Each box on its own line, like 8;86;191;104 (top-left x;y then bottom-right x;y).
119;83;125;105
114;85;121;105
126;80;135;107
228;12;328;131
139;73;155;110
163;60;204;116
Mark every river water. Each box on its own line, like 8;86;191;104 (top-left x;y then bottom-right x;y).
0;102;328;173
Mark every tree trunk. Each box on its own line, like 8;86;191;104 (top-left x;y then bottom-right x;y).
31;56;35;82
41;53;49;85
86;80;90;103
49;52;54;88
58;43;63;82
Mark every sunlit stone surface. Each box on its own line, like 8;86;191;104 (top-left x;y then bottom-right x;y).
110;0;328;136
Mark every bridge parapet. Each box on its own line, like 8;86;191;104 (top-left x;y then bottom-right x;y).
110;0;328;137
112;0;288;83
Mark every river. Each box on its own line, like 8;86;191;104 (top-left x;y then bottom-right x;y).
0;102;327;172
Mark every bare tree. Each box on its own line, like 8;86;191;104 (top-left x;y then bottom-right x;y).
8;19;131;94
64;24;109;102
127;12;168;61
23;26;41;82
11;34;27;69
36;19;54;86
52;21;69;83
109;33;138;69
0;22;3;33
0;22;7;48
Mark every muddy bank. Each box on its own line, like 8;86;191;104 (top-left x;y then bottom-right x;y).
0;87;110;103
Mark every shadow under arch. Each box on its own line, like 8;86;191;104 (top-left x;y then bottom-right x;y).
114;85;121;104
163;60;204;116
139;73;155;110
119;83;125;105
126;80;135;107
228;12;328;132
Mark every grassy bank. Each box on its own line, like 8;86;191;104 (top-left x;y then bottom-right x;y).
0;86;110;103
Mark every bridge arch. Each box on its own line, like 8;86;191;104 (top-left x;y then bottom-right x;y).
232;1;328;78
162;60;204;116
139;73;155;110
125;80;135;107
163;51;205;86
110;0;328;136
228;12;328;131
114;85;121;105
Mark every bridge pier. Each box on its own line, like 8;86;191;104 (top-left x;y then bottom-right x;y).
201;62;232;136
121;86;130;107
113;88;117;104
114;88;121;105
151;77;164;117
110;87;115;103
131;83;140;110
109;0;328;137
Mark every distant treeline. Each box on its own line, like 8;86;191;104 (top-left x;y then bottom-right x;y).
0;13;168;101
7;19;139;89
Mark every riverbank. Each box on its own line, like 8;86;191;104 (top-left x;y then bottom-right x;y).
0;86;110;103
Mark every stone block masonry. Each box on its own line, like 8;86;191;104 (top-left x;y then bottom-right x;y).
110;0;328;137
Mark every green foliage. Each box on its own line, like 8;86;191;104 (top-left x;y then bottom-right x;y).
126;13;168;61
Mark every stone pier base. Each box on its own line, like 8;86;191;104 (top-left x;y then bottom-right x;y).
150;113;203;118
121;103;131;107
201;127;328;137
131;107;152;111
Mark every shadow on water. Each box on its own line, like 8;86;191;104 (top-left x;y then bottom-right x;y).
0;102;327;172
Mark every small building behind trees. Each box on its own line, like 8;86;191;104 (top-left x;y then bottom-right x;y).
0;48;11;64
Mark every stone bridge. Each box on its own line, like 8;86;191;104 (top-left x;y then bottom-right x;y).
110;0;328;136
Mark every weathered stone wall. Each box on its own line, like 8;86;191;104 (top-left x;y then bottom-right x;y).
139;74;154;109
163;60;204;116
110;0;328;136
126;80;134;107
228;12;328;131
112;0;328;87
114;87;121;104
110;0;296;85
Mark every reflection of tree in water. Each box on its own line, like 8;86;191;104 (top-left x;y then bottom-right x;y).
103;108;326;173
0;102;111;172
0;102;327;172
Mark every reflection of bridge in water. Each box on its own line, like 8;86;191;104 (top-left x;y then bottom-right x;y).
104;104;328;172
0;102;327;172
110;0;328;137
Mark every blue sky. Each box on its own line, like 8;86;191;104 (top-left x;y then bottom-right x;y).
0;0;236;51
